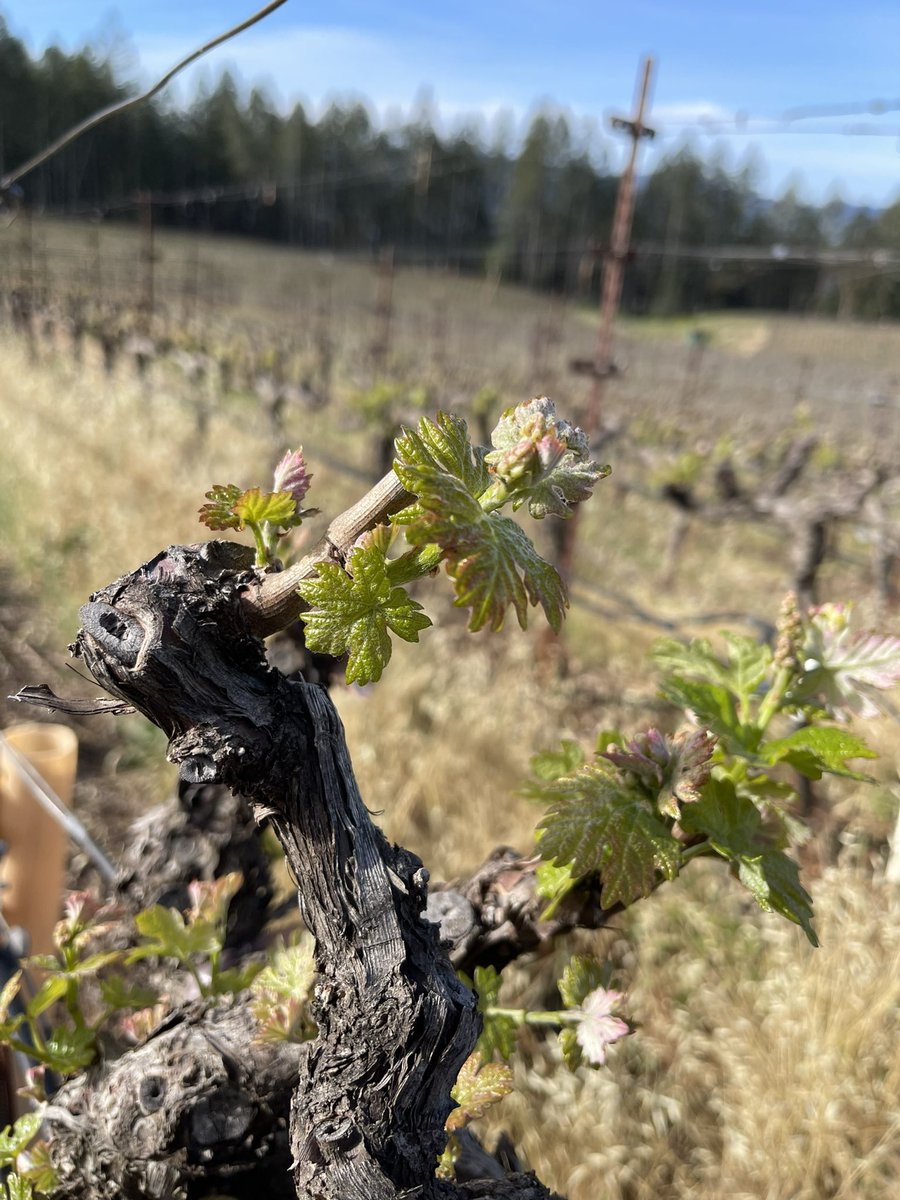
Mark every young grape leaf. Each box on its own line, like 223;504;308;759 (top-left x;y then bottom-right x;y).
471;965;518;1061
601;727;717;820
0;1115;41;1167
299;541;432;685
453;515;567;632
272;447;312;504
393;411;490;509
523;456;609;520
392;410;568;631
472;964;502;1007
658;675;752;751
679;776;757;850
736;851;818;946
404;480;567;632
536;763;681;908
6;1175;35;1200
534;860;577;912
188;872;243;927
722;632;772;704
571;986;629;1067
763;726;876;780
526;739;586;785
251;937;316;1002
445;1051;513;1132
39;1025;97;1074
653;636;732;688
119;1004;170;1045
198;483;242;531
25;975;68;1020
209;962;265;996
558;955;610;1009
128;905;221;964
0;972;21;1024
16;1138;57;1196
437;1050;514;1180
680;777;817;944
796;607;900;718
478;1011;518;1061
99;976;160;1013
232;487;297;529
655;633;771;713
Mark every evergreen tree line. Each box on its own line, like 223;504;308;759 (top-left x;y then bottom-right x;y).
3;19;900;317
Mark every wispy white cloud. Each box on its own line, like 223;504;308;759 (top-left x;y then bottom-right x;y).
653;101;735;124
642;122;900;206
126;20;900;206
137;24;525;118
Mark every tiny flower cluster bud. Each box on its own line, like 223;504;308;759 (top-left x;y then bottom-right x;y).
774;591;803;670
602;727;716;819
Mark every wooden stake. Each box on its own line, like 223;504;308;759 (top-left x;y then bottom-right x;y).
139;192;155;329
370;245;394;370
549;57;656;671
584;55;655;438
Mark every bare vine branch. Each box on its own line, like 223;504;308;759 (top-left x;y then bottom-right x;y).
0;0;289;193
241;470;413;637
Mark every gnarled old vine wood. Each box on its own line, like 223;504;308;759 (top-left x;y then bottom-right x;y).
23;538;558;1199
46;1002;303;1200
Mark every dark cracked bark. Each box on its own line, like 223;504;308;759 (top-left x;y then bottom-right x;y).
114;779;274;948
23;540;557;1200
427;848;623;978
46;1001;301;1200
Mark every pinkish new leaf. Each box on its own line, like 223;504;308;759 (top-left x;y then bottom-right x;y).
574;987;629;1065
273;447;312;504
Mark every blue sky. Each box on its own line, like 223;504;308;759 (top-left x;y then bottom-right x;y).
5;0;900;206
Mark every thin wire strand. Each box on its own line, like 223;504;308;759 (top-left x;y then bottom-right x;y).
0;0;289;192
0;737;117;885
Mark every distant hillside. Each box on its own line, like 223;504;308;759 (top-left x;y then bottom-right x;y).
2;19;900;316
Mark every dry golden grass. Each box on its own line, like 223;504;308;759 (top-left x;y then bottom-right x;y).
0;331;366;631
0;337;254;617
333;617;658;879
483;864;900;1200
8;216;900;445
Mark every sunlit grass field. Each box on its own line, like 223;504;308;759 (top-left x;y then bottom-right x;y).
2;218;900;1198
